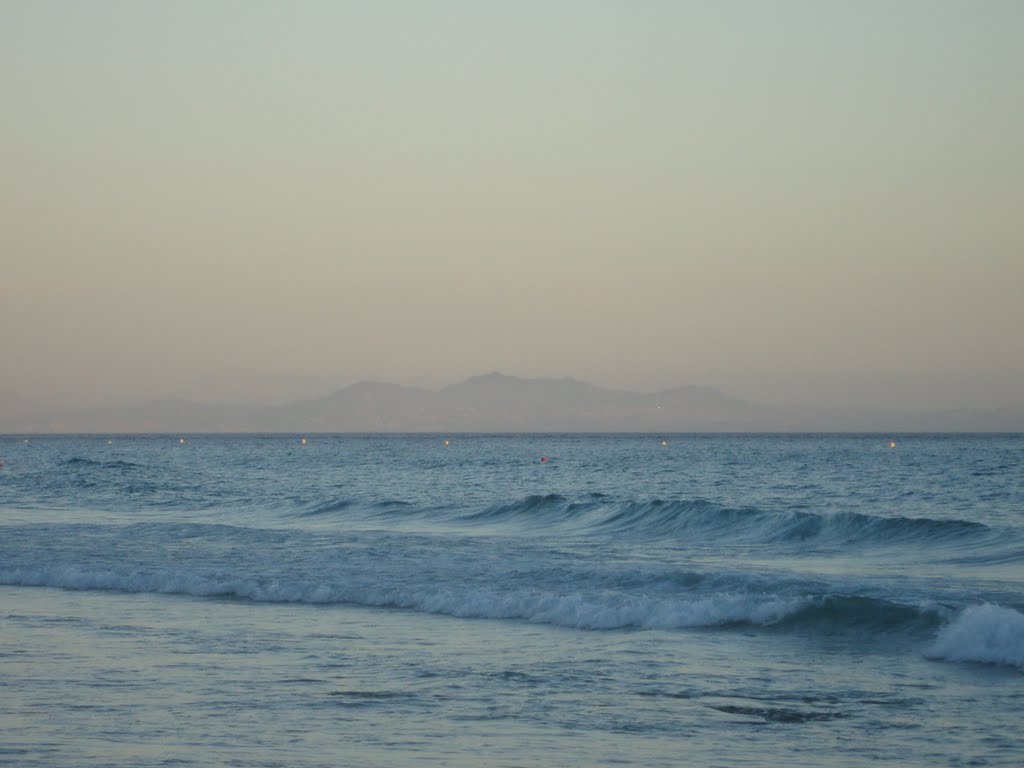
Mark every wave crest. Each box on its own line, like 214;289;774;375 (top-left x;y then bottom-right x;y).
927;604;1024;670
0;561;946;637
458;494;995;549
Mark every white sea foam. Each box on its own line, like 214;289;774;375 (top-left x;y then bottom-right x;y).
0;565;809;631
926;604;1024;670
412;588;810;630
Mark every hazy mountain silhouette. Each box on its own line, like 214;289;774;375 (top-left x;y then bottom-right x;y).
3;372;1022;433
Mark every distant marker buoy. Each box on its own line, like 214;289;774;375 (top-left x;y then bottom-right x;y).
540;456;548;463
660;440;668;447
889;440;896;449
107;440;112;445
444;439;450;446
179;437;185;444
301;437;307;445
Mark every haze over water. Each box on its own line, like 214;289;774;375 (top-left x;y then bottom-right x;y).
2;1;1023;419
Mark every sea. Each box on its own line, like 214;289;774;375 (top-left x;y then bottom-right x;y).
1;433;1022;767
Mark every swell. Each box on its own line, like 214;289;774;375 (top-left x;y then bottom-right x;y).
771;595;947;634
295;498;419;521
458;494;590;525
459;494;1001;550
299;498;356;517
60;457;144;471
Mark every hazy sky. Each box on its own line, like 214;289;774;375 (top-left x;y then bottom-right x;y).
2;0;1022;413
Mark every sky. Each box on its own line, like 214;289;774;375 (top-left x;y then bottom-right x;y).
2;0;1022;415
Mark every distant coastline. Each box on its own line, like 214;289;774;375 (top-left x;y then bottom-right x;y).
3;373;1022;434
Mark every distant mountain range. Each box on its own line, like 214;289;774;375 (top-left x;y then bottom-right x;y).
3;373;1023;433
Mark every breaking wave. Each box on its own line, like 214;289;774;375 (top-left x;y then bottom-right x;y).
926;604;1024;670
458;494;998;550
0;558;950;636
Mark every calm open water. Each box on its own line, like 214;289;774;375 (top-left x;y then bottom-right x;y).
1;433;1022;766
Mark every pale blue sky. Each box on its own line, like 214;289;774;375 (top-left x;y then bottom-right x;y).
2;1;1022;412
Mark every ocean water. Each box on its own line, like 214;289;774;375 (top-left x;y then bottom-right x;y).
1;433;1022;767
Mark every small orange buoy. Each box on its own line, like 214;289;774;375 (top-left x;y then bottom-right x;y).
889;440;896;449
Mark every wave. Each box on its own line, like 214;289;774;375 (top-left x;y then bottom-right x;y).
301;498;355;517
61;457;143;471
705;703;846;723
457;494;587;525
926;604;1024;670
0;562;807;628
772;595;947;634
296;499;420;520
458;494;997;550
178;491;999;553
0;559;947;637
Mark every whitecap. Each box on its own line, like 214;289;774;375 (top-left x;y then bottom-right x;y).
926;604;1024;670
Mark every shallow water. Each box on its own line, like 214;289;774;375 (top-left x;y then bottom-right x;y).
2;433;1022;766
